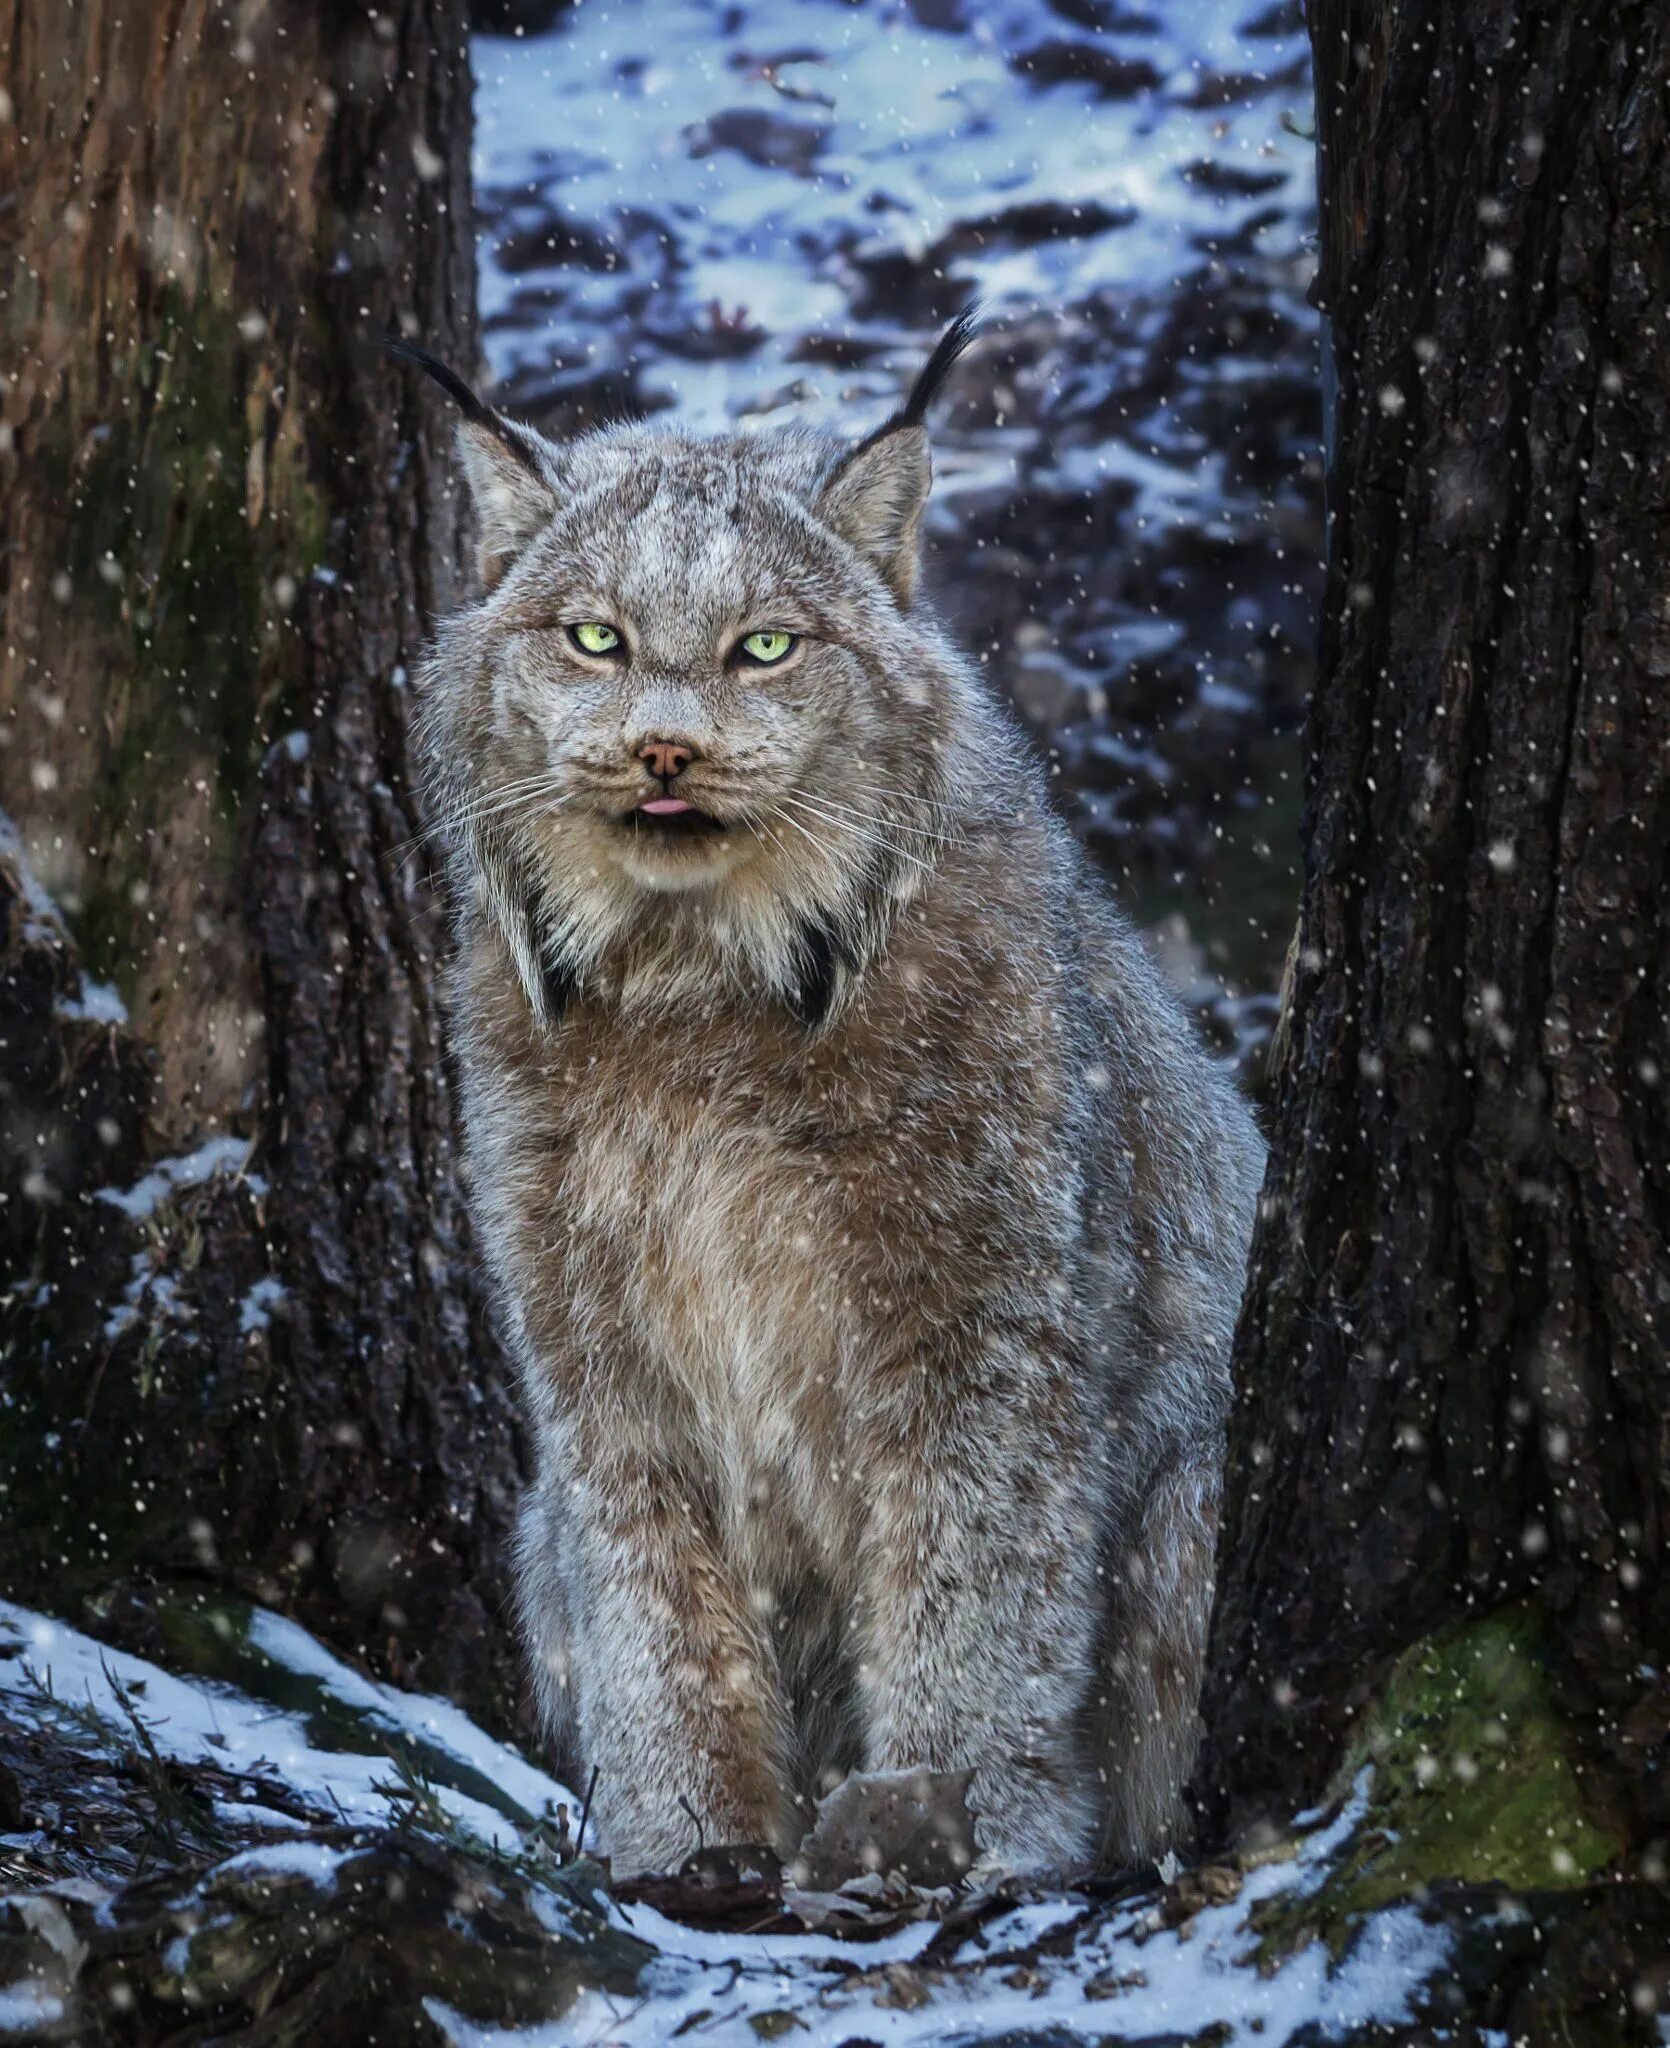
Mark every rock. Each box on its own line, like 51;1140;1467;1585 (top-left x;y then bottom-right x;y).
1008;40;1164;96
1159;1861;1243;1927
0;1821;652;2043
791;1767;977;1891
685;108;829;176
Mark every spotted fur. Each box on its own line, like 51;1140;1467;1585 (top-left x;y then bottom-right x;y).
407;325;1264;1877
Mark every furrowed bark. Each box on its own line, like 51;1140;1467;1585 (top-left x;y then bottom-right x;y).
0;2;525;1722
1199;0;1670;1843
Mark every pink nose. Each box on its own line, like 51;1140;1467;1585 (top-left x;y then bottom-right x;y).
638;738;695;781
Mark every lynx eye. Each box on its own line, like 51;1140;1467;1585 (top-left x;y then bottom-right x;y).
737;629;797;665
568;621;621;656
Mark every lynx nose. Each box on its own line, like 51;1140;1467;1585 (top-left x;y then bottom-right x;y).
638;738;696;783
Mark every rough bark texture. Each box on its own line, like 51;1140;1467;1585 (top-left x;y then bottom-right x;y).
0;2;525;1722
1200;0;1670;1840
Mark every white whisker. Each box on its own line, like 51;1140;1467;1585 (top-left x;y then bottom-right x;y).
840;778;968;817
770;806;845;868
467;791;573;832
777;794;936;875
784;788;949;845
388;778;574;871
742;815;792;872
450;776;571;824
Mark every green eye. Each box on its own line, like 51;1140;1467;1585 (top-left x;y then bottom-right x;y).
569;621;621;656
739;629;796;665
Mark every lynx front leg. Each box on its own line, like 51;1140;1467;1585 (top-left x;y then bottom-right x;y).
536;1445;793;1875
854;1332;1103;1875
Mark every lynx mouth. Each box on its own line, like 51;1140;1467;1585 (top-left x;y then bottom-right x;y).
627;801;726;839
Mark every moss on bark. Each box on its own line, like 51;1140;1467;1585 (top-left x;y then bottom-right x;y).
62;287;327;1005
1334;1608;1623;1902
1251;1606;1626;1970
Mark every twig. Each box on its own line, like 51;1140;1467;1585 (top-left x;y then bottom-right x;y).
576;1764;600;1860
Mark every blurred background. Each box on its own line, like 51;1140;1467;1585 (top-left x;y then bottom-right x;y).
473;0;1321;1080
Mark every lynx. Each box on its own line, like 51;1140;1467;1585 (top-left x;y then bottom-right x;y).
398;314;1264;1877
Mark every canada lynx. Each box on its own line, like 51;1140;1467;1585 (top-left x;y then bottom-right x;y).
399;315;1264;1877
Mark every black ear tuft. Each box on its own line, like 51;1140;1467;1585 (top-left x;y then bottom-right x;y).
383;332;495;428
383;329;544;478
888;302;985;437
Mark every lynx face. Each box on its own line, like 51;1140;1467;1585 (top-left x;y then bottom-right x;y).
461;435;943;899
413;322;983;1024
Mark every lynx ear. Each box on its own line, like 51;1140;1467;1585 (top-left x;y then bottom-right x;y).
455;417;560;589
815;305;982;608
384;334;558;589
817;428;932;606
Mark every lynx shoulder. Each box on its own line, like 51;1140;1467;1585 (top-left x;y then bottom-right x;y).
400;315;1264;1876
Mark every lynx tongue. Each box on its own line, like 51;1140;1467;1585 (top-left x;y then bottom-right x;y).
640;797;694;816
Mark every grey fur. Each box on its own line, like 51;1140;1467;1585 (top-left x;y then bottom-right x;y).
408;330;1264;1877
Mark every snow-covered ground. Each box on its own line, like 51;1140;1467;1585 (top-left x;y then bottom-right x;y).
434;1820;1447;2047
473;0;1313;424
0;1599;576;1855
1;1599;1454;2044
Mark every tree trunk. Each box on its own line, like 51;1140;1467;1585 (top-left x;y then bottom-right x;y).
0;1;526;1724
1200;0;1670;1847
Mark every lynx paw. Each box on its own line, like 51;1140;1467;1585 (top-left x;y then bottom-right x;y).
966;1774;1095;1885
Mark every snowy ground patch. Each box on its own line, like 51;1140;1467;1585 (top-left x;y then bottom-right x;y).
431;1797;1449;2046
0;1600;577;1854
0;1601;1454;2043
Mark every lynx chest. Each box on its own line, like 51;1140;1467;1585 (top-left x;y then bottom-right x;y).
541;1037;887;1426
484;995;974;1520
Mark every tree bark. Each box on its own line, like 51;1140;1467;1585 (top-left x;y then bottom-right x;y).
0;1;526;1723
1200;0;1670;1842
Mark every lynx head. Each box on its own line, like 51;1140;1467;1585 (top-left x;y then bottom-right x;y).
401;312;985;1028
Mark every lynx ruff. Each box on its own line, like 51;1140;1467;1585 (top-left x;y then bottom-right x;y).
398;314;1264;1879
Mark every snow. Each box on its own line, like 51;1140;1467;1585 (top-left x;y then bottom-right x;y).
476;1778;1448;2047
0;806;130;1026
574;1891;962;1972
454;1777;1448;2046
54;977;127;1024
0;1984;66;2034
237;1275;288;1333
433;1877;1446;2048
0;1601;576;1853
0;1600;1452;2042
473;0;1313;424
242;1606;573;1831
212;1798;312;1833
94;1135;262;1219
1037;437;1229;537
104;1253;178;1344
0;807;65;944
214;1840;353;1887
